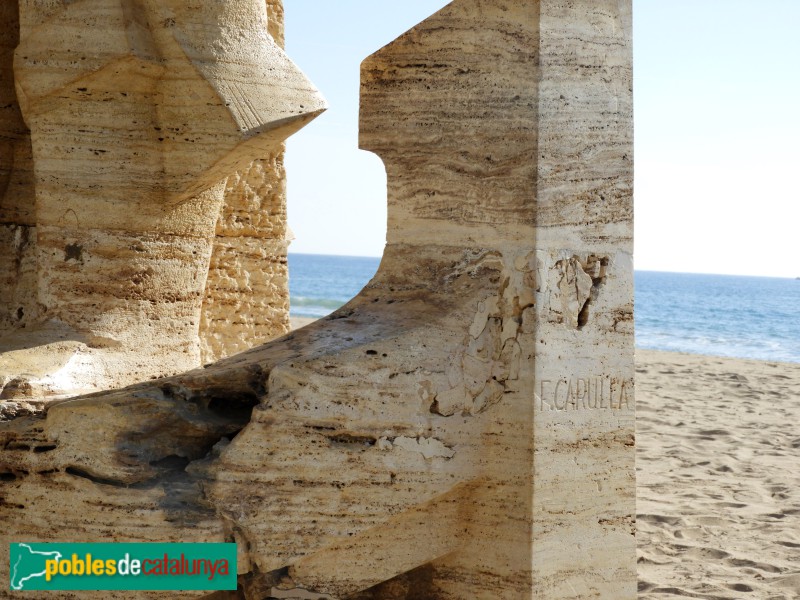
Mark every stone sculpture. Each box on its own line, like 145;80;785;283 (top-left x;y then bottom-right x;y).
0;0;635;598
0;0;324;399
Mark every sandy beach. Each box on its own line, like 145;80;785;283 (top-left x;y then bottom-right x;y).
291;320;800;597
290;317;319;331
637;349;800;599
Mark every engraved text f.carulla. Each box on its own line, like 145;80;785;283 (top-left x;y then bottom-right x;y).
535;376;633;411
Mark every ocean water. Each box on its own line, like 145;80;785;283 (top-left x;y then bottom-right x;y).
635;271;799;363
288;253;381;319
288;254;800;363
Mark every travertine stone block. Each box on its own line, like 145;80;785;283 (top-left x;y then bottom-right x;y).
0;2;37;335
0;0;323;396
0;1;634;598
197;2;292;365
201;151;292;364
200;1;292;363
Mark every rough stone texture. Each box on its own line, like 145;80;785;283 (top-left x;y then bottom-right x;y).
0;0;324;397
0;1;634;598
201;152;291;364
265;0;286;47
199;1;292;364
0;2;37;336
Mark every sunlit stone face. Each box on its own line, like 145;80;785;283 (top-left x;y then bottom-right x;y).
0;0;324;395
15;0;325;210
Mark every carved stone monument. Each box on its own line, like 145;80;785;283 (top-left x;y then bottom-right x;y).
0;0;635;598
0;0;324;398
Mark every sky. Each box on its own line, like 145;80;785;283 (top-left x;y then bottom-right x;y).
284;1;800;278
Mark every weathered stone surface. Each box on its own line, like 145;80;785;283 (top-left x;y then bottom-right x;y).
199;0;292;365
0;1;634;598
0;0;324;397
0;2;37;337
201;153;292;364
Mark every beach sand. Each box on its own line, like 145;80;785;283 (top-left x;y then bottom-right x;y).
637;349;800;599
290;319;800;597
290;316;319;331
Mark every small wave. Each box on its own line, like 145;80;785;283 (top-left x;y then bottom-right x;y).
636;329;800;363
290;296;347;318
291;308;335;318
291;296;347;310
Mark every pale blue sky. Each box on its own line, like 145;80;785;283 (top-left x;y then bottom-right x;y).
285;1;800;278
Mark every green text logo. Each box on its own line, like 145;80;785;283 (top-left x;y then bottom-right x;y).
9;543;236;591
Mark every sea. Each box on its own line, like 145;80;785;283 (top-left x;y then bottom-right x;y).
288;254;800;364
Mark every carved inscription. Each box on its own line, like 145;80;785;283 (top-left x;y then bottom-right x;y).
535;376;633;411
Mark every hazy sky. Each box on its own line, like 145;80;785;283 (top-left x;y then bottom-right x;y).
284;1;800;278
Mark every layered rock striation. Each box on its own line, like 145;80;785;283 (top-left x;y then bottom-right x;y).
0;0;323;398
0;1;635;598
